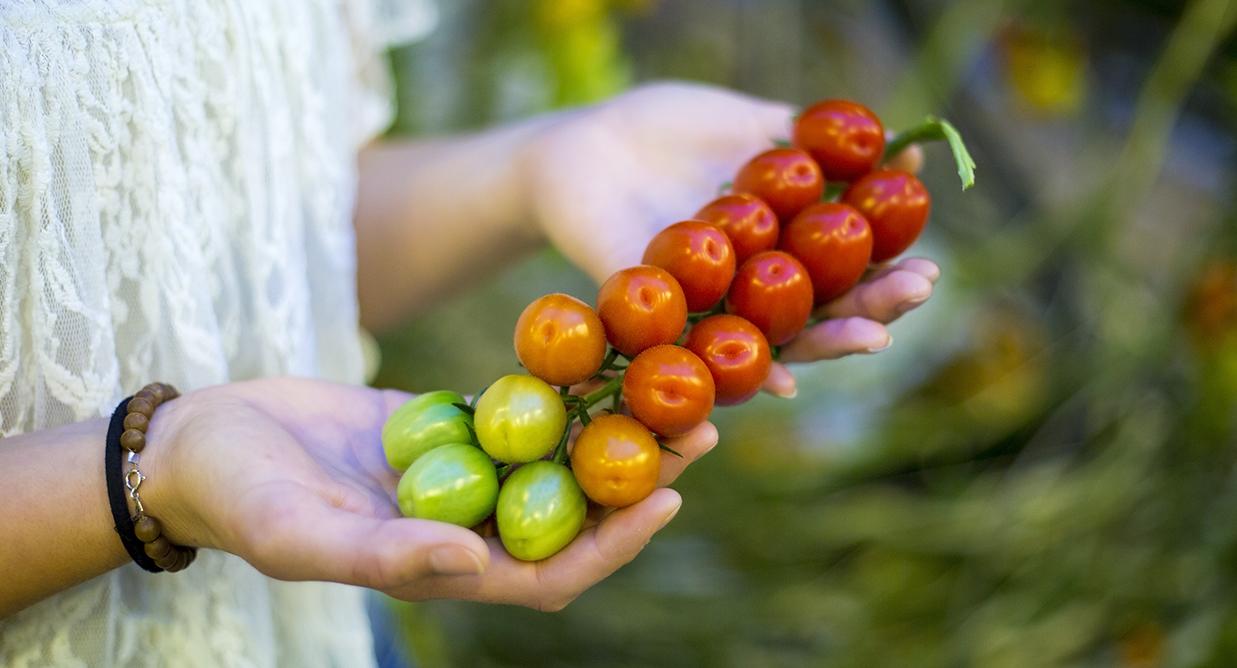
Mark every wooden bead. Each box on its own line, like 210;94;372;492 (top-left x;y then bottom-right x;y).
134;515;163;543
159;383;180;400
143;383;167;403
120;429;146;452
128;397;155;417
166;550;190;572
123;412;150;432
155;552;181;571
144;537;173;560
134;388;157;405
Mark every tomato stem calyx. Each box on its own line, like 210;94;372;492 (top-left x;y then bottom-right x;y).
883;115;976;190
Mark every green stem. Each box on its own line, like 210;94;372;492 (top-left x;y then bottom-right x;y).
552;414;575;465
883;115;976;190
582;375;624;409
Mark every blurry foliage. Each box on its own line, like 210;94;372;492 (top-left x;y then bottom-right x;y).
375;0;1237;666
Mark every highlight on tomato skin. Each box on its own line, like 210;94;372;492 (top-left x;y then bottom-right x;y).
642;220;737;312
792;99;886;181
621;344;715;438
569;413;660;508
842;170;931;263
514;293;608;386
693;193;780;265
684;314;772;406
596;265;689;357
732;147;825;222
725;251;815;346
780;202;874;305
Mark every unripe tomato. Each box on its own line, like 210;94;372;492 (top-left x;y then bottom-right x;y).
792;99;886;181
684;314;772;406
397;443;498;527
570;414;660;508
514;293;607;386
383;390;474;471
622;344;715;437
842;170;931;263
641;221;736;312
732;148;824;221
693;193;779;265
780;202;874;304
474;375;567;464
726;251;814;346
496;461;587;561
596;265;688;357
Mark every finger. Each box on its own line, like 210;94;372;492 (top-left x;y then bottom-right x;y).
249;486;490;588
866;256;940;284
761;363;798;399
817;268;934;323
753;99;796;142
408;488;683;611
882;143;924;174
778;317;891;363
657;421;719;486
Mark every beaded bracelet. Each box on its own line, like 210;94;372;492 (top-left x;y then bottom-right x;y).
105;383;197;573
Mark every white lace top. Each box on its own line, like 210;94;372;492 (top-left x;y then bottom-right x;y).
0;1;430;665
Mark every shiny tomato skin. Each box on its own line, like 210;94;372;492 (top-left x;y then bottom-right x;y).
570;414;660;508
474;374;568;464
732;148;825;222
596;265;688;357
684;315;772;406
622;344;715;438
496;461;587;562
780;202;874;304
514;293;607;386
725;251;814;346
792;99;886;181
842;170;931;263
693;193;780;265
642;221;736;312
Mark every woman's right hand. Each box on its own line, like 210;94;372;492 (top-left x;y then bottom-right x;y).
148;378;715;611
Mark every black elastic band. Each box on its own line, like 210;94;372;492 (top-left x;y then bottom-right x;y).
105;396;163;573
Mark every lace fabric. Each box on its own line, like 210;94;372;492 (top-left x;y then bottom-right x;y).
0;0;427;664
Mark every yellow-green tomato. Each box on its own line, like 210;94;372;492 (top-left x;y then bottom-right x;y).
397;443;499;527
474;375;567;463
496;461;586;561
383;390;473;471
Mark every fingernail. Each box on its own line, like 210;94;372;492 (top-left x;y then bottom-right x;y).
429;545;485;576
657;501;683;531
771;386;798;399
867;336;893;353
896;296;929;315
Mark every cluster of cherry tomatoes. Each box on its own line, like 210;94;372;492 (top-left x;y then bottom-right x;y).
384;100;949;562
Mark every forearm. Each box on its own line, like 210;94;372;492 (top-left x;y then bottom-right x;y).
354;114;565;332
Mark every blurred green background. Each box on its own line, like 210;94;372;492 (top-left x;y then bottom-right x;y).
372;1;1237;666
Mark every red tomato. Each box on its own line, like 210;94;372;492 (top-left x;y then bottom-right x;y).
514;293;608;386
842;170;931;263
792;100;886;181
597;266;688;357
570;414;660;508
725;251;814;346
684;315;771;406
693;193;779;265
642;220;736;312
780;202;874;304
732;148;825;222
622;344;715;437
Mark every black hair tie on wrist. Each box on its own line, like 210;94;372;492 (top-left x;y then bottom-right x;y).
105;396;164;573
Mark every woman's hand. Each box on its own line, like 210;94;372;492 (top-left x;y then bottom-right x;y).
525;81;937;397
147;378;716;611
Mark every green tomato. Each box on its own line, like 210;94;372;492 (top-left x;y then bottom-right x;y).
496;461;586;561
397;443;499;527
474;375;567;464
383;390;474;471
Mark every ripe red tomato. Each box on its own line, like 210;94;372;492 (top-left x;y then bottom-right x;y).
597;266;688;357
732;148;825;222
693;193;779;265
570;413;660;508
792;100;885;181
842;170;931;263
725;251;814;346
642;221;736;312
514;293;607;386
622;344;715;437
684;315;771;406
780;202;874;304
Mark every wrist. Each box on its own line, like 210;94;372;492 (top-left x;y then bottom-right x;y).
137;394;207;549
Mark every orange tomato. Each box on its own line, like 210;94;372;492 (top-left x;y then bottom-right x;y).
570;413;660;507
514;293;607;386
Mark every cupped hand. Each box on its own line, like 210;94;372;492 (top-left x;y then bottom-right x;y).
526;81;936;397
146;378;716;611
